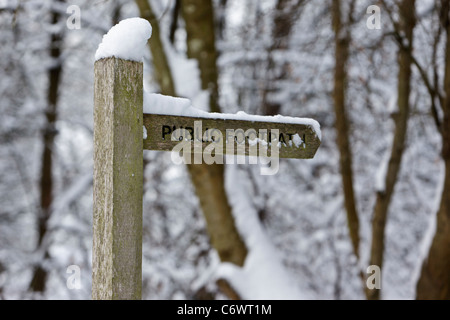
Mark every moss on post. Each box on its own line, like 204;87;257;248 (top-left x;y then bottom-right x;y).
93;57;143;300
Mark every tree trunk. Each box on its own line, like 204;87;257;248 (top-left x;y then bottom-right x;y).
29;0;64;292
180;0;247;267
416;0;450;300
135;0;176;97
262;0;304;116
367;0;416;300
332;0;361;261
137;0;247;267
180;0;220;113
216;0;228;42
169;0;181;45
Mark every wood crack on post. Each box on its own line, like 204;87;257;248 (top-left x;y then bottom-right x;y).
93;57;143;300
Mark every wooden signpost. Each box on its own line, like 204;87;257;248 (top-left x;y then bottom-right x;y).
93;57;320;300
143;114;320;160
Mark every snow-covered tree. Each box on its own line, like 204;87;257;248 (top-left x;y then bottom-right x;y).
0;0;447;300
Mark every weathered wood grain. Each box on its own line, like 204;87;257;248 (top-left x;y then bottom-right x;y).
93;57;143;300
143;114;321;159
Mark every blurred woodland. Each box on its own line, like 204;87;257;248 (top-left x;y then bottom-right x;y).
0;0;449;300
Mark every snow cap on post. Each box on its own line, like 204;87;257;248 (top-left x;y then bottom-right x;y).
95;18;152;62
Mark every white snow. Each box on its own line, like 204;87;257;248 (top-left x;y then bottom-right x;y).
95;18;152;62
144;93;322;141
50;172;92;215
162;36;204;103
215;166;307;300
292;134;304;148
375;151;390;193
387;93;398;115
143;126;148;140
144;93;191;114
375;133;394;193
411;160;445;289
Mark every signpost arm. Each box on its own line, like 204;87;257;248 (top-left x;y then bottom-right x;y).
93;57;143;300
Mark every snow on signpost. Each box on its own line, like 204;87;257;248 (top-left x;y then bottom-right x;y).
143;93;321;160
93;18;321;300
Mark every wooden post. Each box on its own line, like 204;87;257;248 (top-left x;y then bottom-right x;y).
93;57;143;300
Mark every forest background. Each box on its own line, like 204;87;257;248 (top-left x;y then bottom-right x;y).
0;0;449;300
